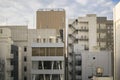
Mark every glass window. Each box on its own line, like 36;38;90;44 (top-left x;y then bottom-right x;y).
24;56;27;61
24;76;27;80
24;66;27;72
24;46;27;52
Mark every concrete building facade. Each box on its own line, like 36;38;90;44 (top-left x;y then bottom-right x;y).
113;2;120;80
68;14;113;80
0;28;13;80
0;26;66;80
0;28;21;80
27;29;65;80
68;14;113;51
0;26;29;80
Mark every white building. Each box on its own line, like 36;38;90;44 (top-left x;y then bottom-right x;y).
28;29;65;80
68;14;113;80
113;2;120;80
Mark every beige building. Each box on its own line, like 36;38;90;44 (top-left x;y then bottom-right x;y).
0;25;65;80
113;2;120;80
0;28;13;80
0;26;29;80
0;8;66;80
0;28;22;80
36;8;66;40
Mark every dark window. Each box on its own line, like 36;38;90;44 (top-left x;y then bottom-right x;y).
0;29;3;33
76;71;82;75
49;38;52;43
24;76;27;80
37;38;39;43
11;71;14;77
43;38;46;43
24;46;27;52
24;66;27;72
75;60;81;66
24;56;27;61
93;57;96;60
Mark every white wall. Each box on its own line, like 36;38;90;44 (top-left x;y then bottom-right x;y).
114;2;120;80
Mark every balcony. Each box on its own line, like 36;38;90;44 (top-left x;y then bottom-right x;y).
31;69;64;74
78;38;88;41
76;75;82;80
97;29;106;33
75;56;82;60
75;66;82;70
97;38;106;42
78;29;88;32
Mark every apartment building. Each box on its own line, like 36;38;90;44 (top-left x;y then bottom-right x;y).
68;14;113;80
68;14;113;51
0;28;21;80
0;26;29;80
113;2;120;80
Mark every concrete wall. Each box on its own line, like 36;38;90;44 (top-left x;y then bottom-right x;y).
113;2;120;80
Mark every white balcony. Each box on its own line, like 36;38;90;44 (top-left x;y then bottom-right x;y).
76;75;82;79
31;43;64;47
31;56;64;61
31;70;64;74
76;56;82;60
75;66;82;70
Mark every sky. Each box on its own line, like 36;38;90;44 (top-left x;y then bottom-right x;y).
0;0;119;28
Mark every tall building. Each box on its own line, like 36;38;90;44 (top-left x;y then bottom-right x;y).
0;28;21;80
113;2;120;80
0;26;29;80
36;8;66;41
68;14;113;51
67;14;113;80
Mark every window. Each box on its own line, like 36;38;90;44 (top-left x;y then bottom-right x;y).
37;38;39;43
0;29;2;34
24;76;27;80
24;46;27;52
11;71;14;77
49;38;52;43
24;66;27;72
81;36;83;39
43;38;46;43
93;57;96;60
76;71;82;75
24;56;27;61
75;60;81;66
